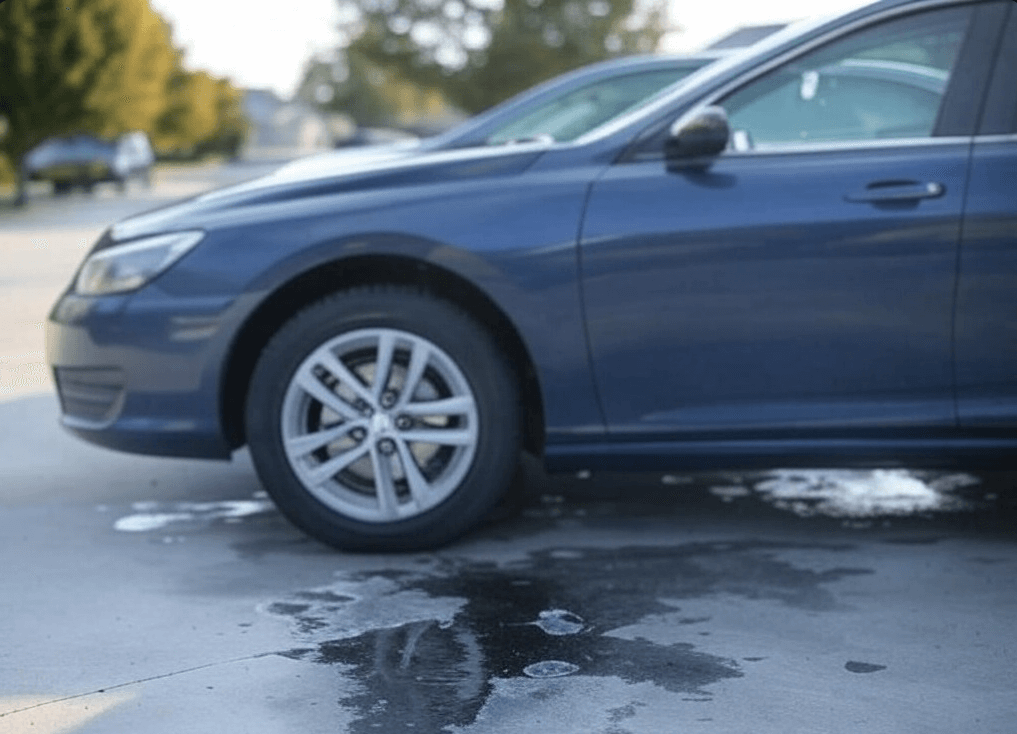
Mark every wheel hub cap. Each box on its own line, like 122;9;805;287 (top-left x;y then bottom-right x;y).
280;327;479;524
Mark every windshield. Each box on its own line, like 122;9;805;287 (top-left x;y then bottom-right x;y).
485;63;712;144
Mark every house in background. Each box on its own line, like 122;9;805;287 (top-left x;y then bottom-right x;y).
242;89;331;159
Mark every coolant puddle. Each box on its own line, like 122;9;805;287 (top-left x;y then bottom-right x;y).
264;541;869;733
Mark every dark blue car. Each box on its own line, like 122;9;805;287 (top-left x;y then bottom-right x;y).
47;0;1017;551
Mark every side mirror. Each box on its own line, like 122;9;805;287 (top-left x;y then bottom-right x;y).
665;106;730;166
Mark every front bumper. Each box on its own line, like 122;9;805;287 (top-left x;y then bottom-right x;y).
46;290;240;459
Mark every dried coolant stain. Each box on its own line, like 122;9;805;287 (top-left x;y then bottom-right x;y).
266;541;871;733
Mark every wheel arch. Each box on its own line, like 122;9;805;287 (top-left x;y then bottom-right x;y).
220;254;546;458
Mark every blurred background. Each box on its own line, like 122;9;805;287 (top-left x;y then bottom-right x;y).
0;0;868;205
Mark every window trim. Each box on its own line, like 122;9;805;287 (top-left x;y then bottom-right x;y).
717;135;973;159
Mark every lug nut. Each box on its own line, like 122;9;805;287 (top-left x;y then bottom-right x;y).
380;390;398;409
395;415;413;431
350;427;367;442
377;438;397;456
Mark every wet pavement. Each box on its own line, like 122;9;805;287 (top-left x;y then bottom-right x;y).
2;404;1015;734
2;163;1016;734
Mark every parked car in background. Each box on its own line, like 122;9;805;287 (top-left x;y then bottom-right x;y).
24;131;154;194
47;0;1017;552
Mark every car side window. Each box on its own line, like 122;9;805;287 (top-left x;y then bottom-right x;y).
720;5;973;149
487;67;704;145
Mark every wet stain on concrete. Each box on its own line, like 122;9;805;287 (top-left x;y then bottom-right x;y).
845;661;887;674
265;541;870;732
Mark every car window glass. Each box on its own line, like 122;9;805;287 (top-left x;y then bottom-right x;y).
720;6;972;149
487;66;706;144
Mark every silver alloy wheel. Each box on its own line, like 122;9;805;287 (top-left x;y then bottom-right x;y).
280;327;479;523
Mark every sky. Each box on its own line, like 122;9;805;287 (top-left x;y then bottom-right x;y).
150;0;874;100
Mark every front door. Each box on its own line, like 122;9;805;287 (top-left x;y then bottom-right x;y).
580;3;981;437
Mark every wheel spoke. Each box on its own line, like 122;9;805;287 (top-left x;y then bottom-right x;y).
294;368;360;420
395;439;432;509
373;330;396;400
369;446;400;520
400;395;475;417
305;443;371;485
285;423;359;461
400;426;476;447
396;339;430;408
314;349;375;406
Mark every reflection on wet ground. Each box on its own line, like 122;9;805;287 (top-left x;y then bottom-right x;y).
91;464;1015;732
241;467;1016;732
264;540;874;732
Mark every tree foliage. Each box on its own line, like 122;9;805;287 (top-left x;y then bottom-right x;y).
298;48;453;131
0;0;176;165
153;63;219;156
307;0;667;126
194;77;248;160
154;65;247;159
0;0;249;197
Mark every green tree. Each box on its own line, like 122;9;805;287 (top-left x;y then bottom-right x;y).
0;0;177;203
297;47;452;131
195;77;248;160
153;65;220;157
324;0;667;120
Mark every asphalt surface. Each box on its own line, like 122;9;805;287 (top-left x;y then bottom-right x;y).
1;162;1015;734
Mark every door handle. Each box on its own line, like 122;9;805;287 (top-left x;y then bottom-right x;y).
845;181;945;203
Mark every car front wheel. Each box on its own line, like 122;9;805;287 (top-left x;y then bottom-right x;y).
244;287;521;551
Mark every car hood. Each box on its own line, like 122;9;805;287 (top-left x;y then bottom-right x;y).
108;142;549;242
268;141;422;180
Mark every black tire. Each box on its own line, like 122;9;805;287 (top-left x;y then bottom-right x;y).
244;286;521;551
52;181;73;196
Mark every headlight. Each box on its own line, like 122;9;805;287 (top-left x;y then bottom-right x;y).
75;231;204;296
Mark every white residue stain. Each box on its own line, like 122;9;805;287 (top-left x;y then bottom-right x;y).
709;485;751;502
532;609;585;636
751;469;978;518
548;549;584;560
661;474;693;485
115;512;194;532
260;576;466;641
523;660;579;678
113;498;274;532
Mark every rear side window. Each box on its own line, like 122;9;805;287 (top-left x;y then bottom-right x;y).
721;5;973;148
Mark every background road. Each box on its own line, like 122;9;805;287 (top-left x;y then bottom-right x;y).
1;165;1015;734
